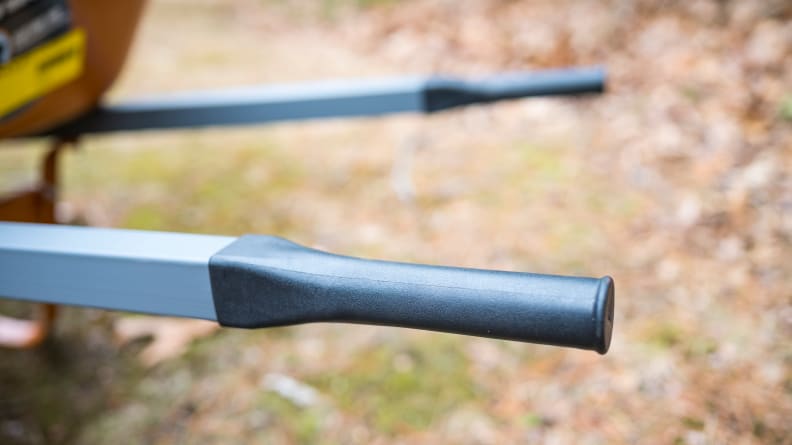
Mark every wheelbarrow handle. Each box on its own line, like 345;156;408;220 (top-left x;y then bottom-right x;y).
0;223;614;353
209;235;615;353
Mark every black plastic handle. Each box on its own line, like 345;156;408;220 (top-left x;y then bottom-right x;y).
209;235;614;353
424;66;606;112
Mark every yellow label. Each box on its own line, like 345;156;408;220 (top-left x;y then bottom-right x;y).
0;29;86;118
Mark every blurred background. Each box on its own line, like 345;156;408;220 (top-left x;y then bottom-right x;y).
1;0;791;443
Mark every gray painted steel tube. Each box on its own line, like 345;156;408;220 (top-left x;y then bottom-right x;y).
36;66;605;136
0;222;233;319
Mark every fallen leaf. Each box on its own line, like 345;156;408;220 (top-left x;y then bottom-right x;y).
114;316;220;367
260;372;320;408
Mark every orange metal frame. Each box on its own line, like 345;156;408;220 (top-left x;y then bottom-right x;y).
0;139;72;348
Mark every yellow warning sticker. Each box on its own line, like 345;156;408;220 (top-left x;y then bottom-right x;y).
0;28;85;118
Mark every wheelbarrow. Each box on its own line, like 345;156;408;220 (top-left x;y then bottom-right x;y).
0;0;614;353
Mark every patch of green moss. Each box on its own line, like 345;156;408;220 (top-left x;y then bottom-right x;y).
683;337;718;359
518;143;568;184
256;392;323;444
642;321;685;349
123;205;169;230
522;413;544;428
780;95;792;121
681;416;705;430
309;335;477;434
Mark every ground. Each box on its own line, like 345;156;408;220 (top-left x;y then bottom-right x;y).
0;0;791;444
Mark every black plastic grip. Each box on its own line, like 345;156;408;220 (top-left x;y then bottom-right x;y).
208;235;614;353
424;66;606;112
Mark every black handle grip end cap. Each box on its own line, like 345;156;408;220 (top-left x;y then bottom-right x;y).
594;276;615;354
